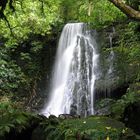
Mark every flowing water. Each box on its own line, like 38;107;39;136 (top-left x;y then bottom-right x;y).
105;27;116;97
108;27;115;75
42;23;99;117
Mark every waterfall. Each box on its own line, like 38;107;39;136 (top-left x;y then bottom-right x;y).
105;27;116;97
107;35;114;75
108;27;115;75
42;23;99;117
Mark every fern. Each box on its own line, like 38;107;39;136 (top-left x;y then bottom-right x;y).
46;128;62;140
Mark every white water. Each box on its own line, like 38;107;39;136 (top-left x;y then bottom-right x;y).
42;23;99;117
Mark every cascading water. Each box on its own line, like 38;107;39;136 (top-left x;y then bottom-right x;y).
105;27;116;97
42;23;99;117
108;27;115;75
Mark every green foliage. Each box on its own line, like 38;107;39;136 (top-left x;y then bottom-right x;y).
0;101;137;140
0;0;64;100
0;47;27;95
60;0;126;28
80;0;126;28
125;0;140;10
116;22;140;81
95;98;115;115
111;82;140;120
0;0;62;40
33;115;136;140
101;21;140;85
96;98;115;109
0;100;40;138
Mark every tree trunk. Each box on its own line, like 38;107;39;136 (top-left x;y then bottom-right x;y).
88;0;93;16
108;0;140;21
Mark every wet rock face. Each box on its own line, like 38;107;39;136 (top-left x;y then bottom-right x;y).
95;83;129;100
123;101;140;135
94;27;124;100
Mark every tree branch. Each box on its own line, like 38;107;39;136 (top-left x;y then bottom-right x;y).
108;0;140;21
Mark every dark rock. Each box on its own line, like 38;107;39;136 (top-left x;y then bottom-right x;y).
31;126;46;140
49;115;57;119
59;114;80;119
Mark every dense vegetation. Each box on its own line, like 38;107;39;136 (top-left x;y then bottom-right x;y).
0;0;140;139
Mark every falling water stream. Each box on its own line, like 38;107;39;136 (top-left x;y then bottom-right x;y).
105;27;116;97
42;23;99;117
108;27;115;75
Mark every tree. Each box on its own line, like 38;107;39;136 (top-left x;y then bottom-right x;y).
108;0;140;21
0;0;14;18
1;0;140;21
